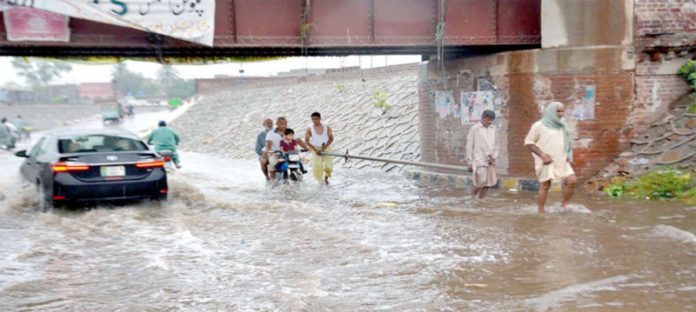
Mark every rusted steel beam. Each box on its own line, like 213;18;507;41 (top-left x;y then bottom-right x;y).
0;0;540;56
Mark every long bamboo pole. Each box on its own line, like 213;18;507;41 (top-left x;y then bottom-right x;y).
322;151;470;172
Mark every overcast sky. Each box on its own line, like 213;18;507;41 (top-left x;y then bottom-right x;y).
0;55;421;87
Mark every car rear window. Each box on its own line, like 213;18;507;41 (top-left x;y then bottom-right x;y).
58;135;148;153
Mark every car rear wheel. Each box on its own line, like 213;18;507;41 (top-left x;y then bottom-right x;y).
36;182;52;212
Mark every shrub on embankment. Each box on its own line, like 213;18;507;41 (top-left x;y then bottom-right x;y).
595;59;696;201
171;67;421;172
678;59;696;114
605;168;696;203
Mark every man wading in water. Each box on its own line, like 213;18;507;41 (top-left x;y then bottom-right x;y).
305;112;334;185
524;102;576;213
466;110;499;199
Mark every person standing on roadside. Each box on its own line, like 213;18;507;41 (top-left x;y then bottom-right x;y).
466;110;499;199
305;112;334;185
524;101;576;213
256;118;273;180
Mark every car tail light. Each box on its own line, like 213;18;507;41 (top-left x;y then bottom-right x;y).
160;189;168;194
163;156;172;162
52;195;66;200
52;162;90;172
136;159;165;168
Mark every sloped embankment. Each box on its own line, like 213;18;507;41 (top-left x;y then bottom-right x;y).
589;96;696;189
172;69;420;172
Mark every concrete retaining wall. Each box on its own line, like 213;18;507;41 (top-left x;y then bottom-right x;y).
173;65;421;172
0;103;100;130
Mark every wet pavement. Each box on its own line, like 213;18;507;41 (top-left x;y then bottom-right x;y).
0;113;695;311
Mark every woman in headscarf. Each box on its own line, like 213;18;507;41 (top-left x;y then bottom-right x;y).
524;101;576;213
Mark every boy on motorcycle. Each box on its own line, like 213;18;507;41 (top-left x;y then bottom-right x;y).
277;128;308;174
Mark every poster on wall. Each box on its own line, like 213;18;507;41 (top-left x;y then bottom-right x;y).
4;7;69;42
476;78;497;91
435;91;454;118
461;91;503;125
572;85;596;121
0;0;215;46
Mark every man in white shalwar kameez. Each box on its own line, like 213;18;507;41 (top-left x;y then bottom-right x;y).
524;102;577;213
466;110;499;199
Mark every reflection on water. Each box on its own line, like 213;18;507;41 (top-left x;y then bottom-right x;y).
0;151;694;311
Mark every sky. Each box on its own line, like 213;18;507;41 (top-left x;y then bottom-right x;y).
0;55;422;87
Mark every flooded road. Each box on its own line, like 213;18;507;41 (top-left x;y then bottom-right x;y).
0;114;695;311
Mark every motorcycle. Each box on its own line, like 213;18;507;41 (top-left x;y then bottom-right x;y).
19;126;31;141
274;150;305;183
158;150;177;172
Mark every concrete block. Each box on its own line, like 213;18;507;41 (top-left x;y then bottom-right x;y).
455;175;470;188
501;177;519;190
550;181;563;193
519;179;540;192
420;172;430;184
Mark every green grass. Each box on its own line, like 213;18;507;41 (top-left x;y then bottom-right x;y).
373;88;391;112
606;168;696;202
688;103;696;114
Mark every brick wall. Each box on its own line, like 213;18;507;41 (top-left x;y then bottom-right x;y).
418;58;511;175
419;48;636;181
635;0;696;38
633;0;694;130
540;73;635;179
634;69;691;129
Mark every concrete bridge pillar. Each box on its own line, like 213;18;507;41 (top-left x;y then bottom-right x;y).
416;0;693;184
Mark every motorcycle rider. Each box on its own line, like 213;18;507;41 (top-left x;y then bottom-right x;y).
256;118;273;180
12;115;27;141
127;103;135;117
147;120;182;169
263;117;287;181
0;117;13;150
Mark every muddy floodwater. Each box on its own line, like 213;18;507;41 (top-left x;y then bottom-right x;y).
0;116;695;311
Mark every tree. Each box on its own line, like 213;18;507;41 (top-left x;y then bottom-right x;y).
168;78;196;99
112;62;161;97
157;64;194;98
11;57;72;89
157;64;179;97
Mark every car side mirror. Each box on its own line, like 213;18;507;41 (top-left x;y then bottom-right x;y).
14;150;28;158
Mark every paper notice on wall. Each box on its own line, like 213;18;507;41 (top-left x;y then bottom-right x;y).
0;0;215;46
572;85;596;121
461;91;503;125
4;7;69;42
476;78;496;91
435;91;454;118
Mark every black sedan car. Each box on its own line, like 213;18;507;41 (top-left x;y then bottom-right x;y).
15;128;168;209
